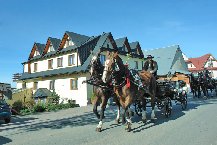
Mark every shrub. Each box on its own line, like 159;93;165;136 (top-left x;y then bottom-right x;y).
33;102;46;112
46;103;57;112
24;99;35;110
20;108;32;115
12;100;24;113
47;92;60;105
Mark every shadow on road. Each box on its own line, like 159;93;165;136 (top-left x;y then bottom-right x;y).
130;95;217;133
1;108;119;133
0;136;12;145
2;94;217;134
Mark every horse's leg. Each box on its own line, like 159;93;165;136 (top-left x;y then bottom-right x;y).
141;96;147;123
150;94;156;121
93;96;100;119
124;106;132;132
96;96;108;132
113;96;121;124
198;86;201;98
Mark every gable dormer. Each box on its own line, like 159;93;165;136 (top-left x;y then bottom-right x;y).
43;37;61;55
59;31;90;51
129;42;144;57
29;43;45;60
115;37;131;52
102;32;118;50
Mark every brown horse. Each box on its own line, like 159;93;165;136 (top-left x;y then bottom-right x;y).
85;52;121;132
102;51;156;132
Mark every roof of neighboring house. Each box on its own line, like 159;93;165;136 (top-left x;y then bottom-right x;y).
144;45;189;75
35;43;46;55
33;88;53;98
187;54;213;71
0;83;11;91
49;37;61;51
66;31;90;47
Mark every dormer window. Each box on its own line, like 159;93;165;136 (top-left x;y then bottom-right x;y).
34;49;39;56
49;44;54;52
64;37;74;48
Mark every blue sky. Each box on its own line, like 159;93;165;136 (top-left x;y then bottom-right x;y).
1;0;217;86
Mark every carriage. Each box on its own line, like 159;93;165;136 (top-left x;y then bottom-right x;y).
134;79;188;118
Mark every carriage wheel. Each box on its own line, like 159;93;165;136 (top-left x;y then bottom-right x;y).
181;95;187;110
165;97;172;118
134;100;142;116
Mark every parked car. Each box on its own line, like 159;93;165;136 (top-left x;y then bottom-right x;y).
0;99;11;123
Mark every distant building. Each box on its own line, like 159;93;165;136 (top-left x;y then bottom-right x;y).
185;54;217;78
0;83;12;100
144;45;190;83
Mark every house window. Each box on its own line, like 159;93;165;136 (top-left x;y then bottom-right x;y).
48;59;53;69
141;61;144;69
68;54;75;66
34;63;38;72
22;82;26;89
57;57;63;67
135;61;138;69
100;55;106;65
33;82;38;90
70;79;78;90
49;80;55;90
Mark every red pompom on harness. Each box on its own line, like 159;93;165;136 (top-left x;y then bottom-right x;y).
126;77;130;88
125;64;130;88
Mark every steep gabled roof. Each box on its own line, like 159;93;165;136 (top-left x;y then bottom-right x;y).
188;54;212;71
58;31;90;51
20;32;117;80
129;41;144;57
35;43;45;54
49;37;61;51
65;31;90;46
144;45;189;75
28;43;45;60
115;37;126;47
33;88;53;98
115;37;131;53
43;37;61;55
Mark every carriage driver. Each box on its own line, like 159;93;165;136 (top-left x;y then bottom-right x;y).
203;68;212;80
143;55;158;78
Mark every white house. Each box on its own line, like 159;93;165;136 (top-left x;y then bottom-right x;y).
185;54;217;78
16;32;145;106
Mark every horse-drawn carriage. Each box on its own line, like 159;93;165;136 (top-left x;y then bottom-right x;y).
85;51;188;132
134;79;187;118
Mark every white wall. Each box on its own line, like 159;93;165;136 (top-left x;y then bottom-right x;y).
187;63;196;68
16;82;22;89
26;52;80;73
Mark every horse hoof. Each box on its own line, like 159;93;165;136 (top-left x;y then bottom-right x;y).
151;118;156;123
125;123;131;132
96;127;102;132
115;119;120;124
142;119;147;123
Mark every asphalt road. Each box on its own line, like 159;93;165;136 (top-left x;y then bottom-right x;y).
1;94;217;145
